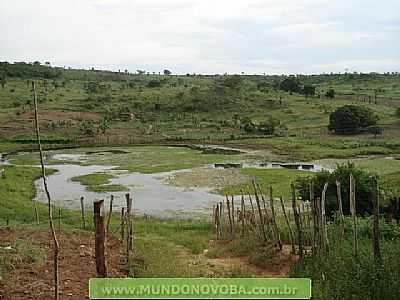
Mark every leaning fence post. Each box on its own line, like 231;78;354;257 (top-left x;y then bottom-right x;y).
371;176;381;262
226;195;233;238
269;186;282;250
241;194;245;236
350;174;358;257
106;195;114;232
280;196;295;254
336;180;345;248
252;180;267;242
93;200;107;277
321;183;329;255
291;183;303;257
80;196;86;229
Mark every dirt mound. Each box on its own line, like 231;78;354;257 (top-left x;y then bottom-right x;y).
0;228;126;300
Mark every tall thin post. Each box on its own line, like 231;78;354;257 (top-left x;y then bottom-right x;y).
252;180;267;242
241;194;245;236
371;176;381;262
32;81;60;300
280;196;295;254
321;183;329;255
80;196;86;229
106;195;114;232
350;174;358;257
269;186;282;250
121;207;125;241
336;180;345;248
226;195;233;238
291;183;303;257
94;200;107;277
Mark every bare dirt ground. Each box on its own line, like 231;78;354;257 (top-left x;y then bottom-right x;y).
0;228;298;300
0;228;125;300
205;245;298;277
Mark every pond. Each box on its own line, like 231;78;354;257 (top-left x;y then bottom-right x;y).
33;164;223;218
4;146;333;218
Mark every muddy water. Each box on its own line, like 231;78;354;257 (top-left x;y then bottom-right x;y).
34;164;222;218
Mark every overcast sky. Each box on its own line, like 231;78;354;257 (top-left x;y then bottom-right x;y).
0;0;399;74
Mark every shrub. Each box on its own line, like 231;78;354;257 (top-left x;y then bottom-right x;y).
328;105;379;134
325;88;335;98
295;163;375;216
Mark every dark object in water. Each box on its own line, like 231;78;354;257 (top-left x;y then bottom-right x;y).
281;163;301;169
214;163;242;169
85;149;129;155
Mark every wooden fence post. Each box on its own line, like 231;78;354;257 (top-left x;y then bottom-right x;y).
231;195;235;228
350;174;358;257
269;186;282;250
80;196;86;229
106;195;114;232
241;194;245;236
371;176;381;262
125;194;133;254
253;180;267;242
336;180;345;248
121;207;125;241
226;195;233;238
94;200;107;277
280;196;295;254
321;183;329;255
291;183;303;257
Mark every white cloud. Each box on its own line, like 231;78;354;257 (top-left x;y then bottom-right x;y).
0;0;398;74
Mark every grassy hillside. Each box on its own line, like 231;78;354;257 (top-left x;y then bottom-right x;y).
0;63;399;152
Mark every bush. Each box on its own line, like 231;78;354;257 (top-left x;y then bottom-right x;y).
295;163;375;216
328;105;379;134
325;88;335;98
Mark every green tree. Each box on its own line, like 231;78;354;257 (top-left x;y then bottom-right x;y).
328;105;379;134
302;85;315;98
295;163;375;216
163;69;172;75
280;77;301;94
325;88;335;98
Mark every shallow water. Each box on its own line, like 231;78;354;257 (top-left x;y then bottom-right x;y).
34;164;222;218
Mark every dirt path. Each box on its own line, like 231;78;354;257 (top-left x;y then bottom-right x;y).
0;228;126;300
205;245;298;277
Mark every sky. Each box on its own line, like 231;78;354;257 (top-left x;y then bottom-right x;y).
0;0;399;74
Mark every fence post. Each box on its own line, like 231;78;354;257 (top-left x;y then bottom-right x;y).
350;174;358;257
121;207;125;241
321;183;329;255
241;194;245;236
107;195;114;232
80;196;86;229
280;196;295;254
291;183;303;257
252;180;267;242
336;180;345;248
371;176;382;262
269;186;282;250
226;195;233;238
94;200;107;277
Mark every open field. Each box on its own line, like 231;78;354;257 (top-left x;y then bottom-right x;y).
1;65;400;300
